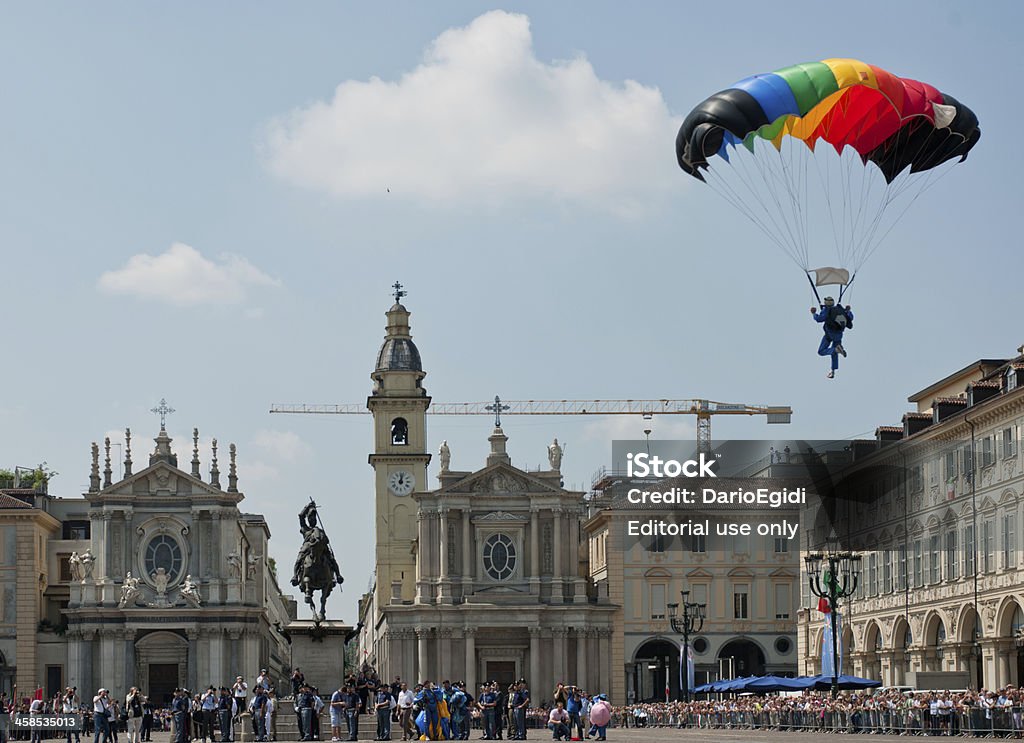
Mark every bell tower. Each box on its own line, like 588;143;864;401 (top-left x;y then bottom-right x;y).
367;283;431;610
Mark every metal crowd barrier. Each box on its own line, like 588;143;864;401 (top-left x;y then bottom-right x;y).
606;705;1024;736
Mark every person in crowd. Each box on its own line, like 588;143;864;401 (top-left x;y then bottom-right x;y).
510;680;530;741
565;687;584;741
171;690;189;743
248;688;267;742
265;688;278;742
291;669;306;698
546;701;570;741
396;682;415;742
93;689;112;743
141;696;154;742
374;683;392;741
125;688;144;743
217;687;234;743
296;685;316;742
231;678;247;723
63;688;82;743
342;685;361;742
330;683;347;743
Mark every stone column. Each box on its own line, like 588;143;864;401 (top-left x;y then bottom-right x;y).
999;642;1012;688
417;628;429;682
81;630;95;695
552;508;564;603
552;627;567;684
570;508;588;603
187;629;199;692
597;630;610;694
576;629;588;690
529;509;540;595
462;510;474;592
439;509;453;603
529;627;542;687
415;512;427;604
465;629;477;695
124;630;136;688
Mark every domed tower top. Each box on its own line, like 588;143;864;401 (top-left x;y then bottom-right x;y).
374;282;423;374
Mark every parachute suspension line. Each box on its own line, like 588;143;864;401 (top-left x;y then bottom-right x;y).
704;165;797;265
837;273;856;303
709;144;807;269
746;139;809;268
812;142;844;271
806;271;823;305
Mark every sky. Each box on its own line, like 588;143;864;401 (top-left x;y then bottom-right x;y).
1;1;1020;622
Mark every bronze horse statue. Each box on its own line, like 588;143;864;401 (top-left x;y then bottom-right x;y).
291;501;343;623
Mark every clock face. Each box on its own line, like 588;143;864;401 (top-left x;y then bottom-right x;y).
388;470;415;496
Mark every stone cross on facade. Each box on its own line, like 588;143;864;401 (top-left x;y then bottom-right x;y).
392;281;406;304
150;398;175;428
485;395;510;427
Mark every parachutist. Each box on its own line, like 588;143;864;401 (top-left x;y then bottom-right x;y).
812;297;853;379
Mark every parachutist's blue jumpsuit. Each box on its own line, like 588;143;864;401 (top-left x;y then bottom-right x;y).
814;307;852;371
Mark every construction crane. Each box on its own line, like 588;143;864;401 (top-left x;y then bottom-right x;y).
270;398;792;454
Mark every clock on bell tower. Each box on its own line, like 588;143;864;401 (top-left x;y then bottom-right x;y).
367;284;431;609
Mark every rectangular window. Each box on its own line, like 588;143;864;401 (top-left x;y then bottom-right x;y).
945;530;959;580
733;585;749;619
774;583;791;620
650;583;666;620
691;534;706;554
651;534;665;553
1003;514;1016;570
962;444;974;476
692;584;708;614
964;524;976;577
912;465;923;492
868;553;877;595
62;520;90;540
913;541;923;587
774;537;788;554
984;520;995;573
1005;428;1017;459
945;451;957;481
734;533;749;555
883;550;892;593
929;535;941;583
58;554;72;583
983;437;994;467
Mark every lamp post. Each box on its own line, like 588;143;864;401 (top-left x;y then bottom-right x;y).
805;545;861;698
667;589;706;701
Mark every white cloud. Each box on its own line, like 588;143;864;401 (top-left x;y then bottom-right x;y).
252;429;312;464
262;10;681;216
97;243;280;306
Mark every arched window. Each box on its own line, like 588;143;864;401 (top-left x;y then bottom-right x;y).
391;418;409;446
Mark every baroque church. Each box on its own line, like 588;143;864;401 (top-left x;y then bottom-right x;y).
357;296;616;691
0;420;294;700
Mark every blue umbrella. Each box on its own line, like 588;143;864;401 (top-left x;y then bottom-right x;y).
811;674;882;691
746;675;816;692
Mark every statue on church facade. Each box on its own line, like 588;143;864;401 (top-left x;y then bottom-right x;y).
180;574;202;608
78;549;96;581
439;440;451;472
227;551;242;579
69;552;83;582
118;573;141;608
548;438;563;471
151;567;169;597
291;500;343;624
247;552;262;579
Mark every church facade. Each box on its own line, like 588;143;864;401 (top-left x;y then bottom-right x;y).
358;297;616;692
1;422;295;701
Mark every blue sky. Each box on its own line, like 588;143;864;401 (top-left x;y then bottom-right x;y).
1;1;1020;621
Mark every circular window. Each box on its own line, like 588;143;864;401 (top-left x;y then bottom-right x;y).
692;637;709;654
482;534;517;581
775;637;792;655
144;535;183;583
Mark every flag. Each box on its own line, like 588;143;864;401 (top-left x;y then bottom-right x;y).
679;642;695;697
817;596;830;614
687;645;695;693
821;611;843;677
34;688;43;702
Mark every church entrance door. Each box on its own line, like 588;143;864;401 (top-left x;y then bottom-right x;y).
149;663;178;706
486;661;516;688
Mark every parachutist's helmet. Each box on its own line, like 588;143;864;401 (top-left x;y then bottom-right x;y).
823;297;835;306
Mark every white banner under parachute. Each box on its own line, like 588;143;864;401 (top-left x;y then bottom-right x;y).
811;267;851;287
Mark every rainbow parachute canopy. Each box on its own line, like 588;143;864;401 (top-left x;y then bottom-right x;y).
676;58;980;184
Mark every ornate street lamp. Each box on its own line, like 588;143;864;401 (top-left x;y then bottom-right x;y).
805;543;861;698
667;589;706;701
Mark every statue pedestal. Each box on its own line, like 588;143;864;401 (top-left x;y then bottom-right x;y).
81;581;97;606
288;620;353;694
226;581;242;604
